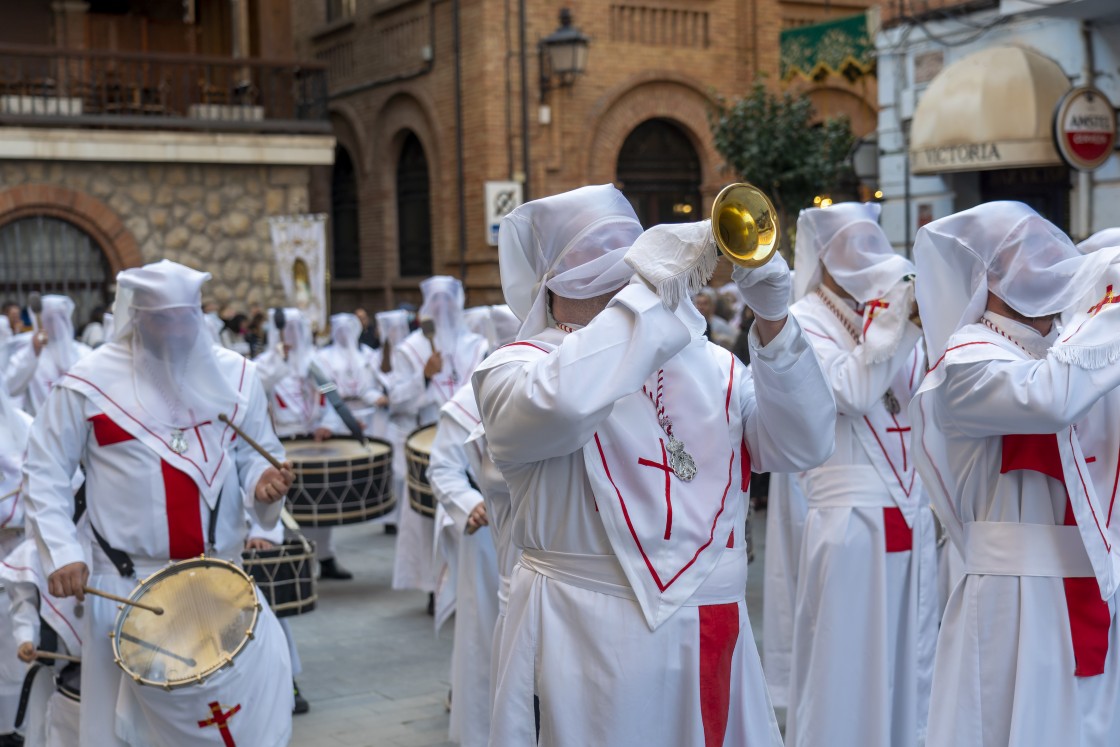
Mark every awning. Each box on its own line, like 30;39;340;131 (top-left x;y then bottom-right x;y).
780;14;875;82
910;46;1070;174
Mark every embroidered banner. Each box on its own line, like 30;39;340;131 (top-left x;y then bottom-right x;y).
268;214;329;330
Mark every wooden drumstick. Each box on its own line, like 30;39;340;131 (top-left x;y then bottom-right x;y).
218;413;282;470
82;586;164;615
34;651;80;664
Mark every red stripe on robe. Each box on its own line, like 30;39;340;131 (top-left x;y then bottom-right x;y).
883;507;913;552
1001;433;1111;677
162;461;205;559
90;414;135;446
699;602;739;747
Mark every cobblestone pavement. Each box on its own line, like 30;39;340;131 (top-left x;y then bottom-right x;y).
287;509;771;746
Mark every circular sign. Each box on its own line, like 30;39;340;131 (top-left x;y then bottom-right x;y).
1054;86;1117;171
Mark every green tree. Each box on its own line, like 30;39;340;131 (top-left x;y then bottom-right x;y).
710;81;856;251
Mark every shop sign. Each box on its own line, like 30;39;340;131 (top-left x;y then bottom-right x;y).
1054;86;1117;171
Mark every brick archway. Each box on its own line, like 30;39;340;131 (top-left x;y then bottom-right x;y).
0;184;141;272
585;77;725;203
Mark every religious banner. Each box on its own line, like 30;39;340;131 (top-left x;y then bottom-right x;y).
269;214;328;329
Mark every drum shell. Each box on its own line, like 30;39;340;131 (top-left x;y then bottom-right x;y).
242;540;317;618
284;435;395;526
405;425;437;518
56;662;80;703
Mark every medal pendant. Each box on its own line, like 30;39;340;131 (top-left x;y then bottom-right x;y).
666;436;698;482
169;429;188;455
883;390;901;416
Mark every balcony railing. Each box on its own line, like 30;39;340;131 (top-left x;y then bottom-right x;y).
0;44;329;134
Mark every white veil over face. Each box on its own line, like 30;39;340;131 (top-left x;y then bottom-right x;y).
497;184;644;339
267;307;314;377
329;312;364;376
913;201;1117;362
113;260;237;428
375;310;411;347
793;202;914;303
419;276;466;353
1078;228;1120;255
40;295;79;372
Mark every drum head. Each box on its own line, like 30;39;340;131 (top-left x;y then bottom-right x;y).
406;425;438;454
286;438;389;462
113;558;259;689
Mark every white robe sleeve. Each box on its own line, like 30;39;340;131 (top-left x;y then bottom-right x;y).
429;416;483;532
942;354;1120;438
245;509;284;545
254;351;290;394
804;318;923;416
234;365;284;530
740;315;836;471
474;283;692;464
389;339;431;416
5;344;37;401
23;387;87;576
6;581;39;648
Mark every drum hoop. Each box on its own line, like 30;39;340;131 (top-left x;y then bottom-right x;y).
286;495;398;523
111;556;261;690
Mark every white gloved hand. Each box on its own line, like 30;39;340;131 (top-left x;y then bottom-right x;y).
732;251;792;321
624;220;718;309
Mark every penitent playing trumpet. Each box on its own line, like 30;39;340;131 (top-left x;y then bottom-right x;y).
710;182;781;268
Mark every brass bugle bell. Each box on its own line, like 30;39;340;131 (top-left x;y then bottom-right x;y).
711;182;780;268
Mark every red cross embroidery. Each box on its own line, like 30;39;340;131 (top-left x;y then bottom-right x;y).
638;439;674;540
886;419;911;472
863;299;890;336
197;701;241;747
1088;285;1118;317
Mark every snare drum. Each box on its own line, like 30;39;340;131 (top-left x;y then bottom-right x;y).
284;436;395;526
405;425;438;517
110;557;259;689
242;539;318;618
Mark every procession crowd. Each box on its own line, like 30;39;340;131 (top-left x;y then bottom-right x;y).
0;184;1115;747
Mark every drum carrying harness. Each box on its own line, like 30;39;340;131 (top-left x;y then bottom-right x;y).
91;493;222;578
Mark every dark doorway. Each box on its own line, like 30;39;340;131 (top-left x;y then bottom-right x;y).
396;132;433;278
617;119;702;228
331;145;360;279
980;166;1071;233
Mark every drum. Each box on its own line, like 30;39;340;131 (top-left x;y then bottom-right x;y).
284;436;395;526
56;662;80;703
242;539;318;618
110;557;259;690
405;425;438;517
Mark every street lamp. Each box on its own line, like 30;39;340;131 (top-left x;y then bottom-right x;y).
539;8;590;102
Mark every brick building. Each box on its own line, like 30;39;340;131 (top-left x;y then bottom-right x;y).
298;0;880;310
0;1;333;323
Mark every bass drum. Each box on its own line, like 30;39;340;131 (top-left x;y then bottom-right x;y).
284;436;395;526
405;425;438;517
242;538;318;618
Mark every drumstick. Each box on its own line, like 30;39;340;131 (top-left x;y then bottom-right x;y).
218;413;282;470
118;631;197;667
33;651;80;664
82;586;164;615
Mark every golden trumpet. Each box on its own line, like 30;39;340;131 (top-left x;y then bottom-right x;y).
711;183;781;268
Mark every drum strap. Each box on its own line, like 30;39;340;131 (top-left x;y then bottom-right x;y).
39;617;58;656
15;663;45;728
90;492;222;578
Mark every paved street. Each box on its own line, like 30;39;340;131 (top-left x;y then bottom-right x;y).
287;510;771;746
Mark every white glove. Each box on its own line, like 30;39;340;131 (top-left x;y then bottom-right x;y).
732;251;792;321
624;220;718;309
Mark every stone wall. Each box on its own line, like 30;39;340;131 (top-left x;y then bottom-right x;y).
0;160;314;309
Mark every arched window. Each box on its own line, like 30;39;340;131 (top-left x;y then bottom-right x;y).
0;216;111;328
617;119;702;228
331;145;361;279
396;132;433;278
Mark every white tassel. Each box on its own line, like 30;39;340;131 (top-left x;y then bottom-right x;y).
655;246;719;310
1051;340;1120;370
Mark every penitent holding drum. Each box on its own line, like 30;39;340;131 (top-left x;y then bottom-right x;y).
23;260;297;747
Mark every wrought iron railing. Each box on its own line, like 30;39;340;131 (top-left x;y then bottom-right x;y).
0;44;329;133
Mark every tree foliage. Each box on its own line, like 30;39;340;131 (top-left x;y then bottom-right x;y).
710;81;856;228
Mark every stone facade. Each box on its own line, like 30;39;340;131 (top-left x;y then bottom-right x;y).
0;161;315;309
